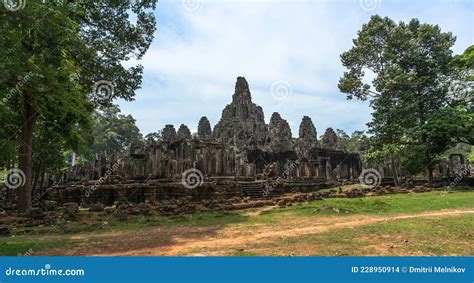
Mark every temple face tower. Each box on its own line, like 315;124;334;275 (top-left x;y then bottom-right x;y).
268;112;293;152
161;125;177;142
298;116;318;147
321;127;338;149
213;76;268;149
177;124;192;140
197;116;212;140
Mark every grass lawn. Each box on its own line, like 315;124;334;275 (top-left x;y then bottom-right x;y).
232;214;474;256
263;189;474;216
1;189;473;256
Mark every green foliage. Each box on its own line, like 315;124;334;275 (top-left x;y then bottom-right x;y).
87;105;142;160
339;15;471;179
0;101;20;165
144;131;162;143
0;1;157;209
335;129;368;153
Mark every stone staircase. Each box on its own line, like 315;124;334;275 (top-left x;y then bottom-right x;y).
239;181;266;199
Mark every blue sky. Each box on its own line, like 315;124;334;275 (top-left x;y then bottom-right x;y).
118;0;473;137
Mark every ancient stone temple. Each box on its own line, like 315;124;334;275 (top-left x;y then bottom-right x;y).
116;77;361;179
51;77;362;205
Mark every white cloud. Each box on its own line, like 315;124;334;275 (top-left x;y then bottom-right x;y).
119;0;473;137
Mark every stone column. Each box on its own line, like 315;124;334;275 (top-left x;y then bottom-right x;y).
216;149;222;176
202;148;208;176
154;149;162;177
326;158;332;179
317;157;322;178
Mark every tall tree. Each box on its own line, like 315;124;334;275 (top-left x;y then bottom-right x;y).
339;15;462;186
338;16;402;186
0;1;158;211
88;105;142;160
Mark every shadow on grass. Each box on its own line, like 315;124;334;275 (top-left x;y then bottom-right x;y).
0;211;252;256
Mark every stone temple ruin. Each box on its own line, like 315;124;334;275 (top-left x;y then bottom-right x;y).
44;77;363;206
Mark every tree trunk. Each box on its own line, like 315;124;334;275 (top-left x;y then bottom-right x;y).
427;164;434;187
32;159;43;201
17;96;37;212
390;153;399;187
425;150;434;187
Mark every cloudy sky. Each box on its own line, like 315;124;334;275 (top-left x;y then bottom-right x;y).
118;0;473;137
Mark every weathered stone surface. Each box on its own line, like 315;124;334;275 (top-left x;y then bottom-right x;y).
268;112;293;152
177;124;192;140
129;140;146;157
162;125;177;142
299;116;318;146
197;116;212;140
213;77;268;149
89;202;105;212
62;202;79;219
40;200;58;212
41;77;365;210
321;127;338;149
29;208;47;220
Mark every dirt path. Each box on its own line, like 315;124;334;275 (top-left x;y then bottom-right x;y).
87;208;474;256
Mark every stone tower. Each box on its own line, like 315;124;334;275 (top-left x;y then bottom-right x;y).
197;116;212;140
268;112;293;152
321;127;338;149
177;124;192;140
213;77;268;149
161;125;177;142
298;116;318;147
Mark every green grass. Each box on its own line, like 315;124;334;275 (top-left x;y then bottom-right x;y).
2;211;250;255
231;250;259;256
261;190;474;218
11;211;249;237
0;238;77;256
242;214;474;256
8;190;474;238
1;189;472;256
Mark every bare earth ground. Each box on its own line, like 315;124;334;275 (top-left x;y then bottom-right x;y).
37;208;473;256
3;190;473;256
